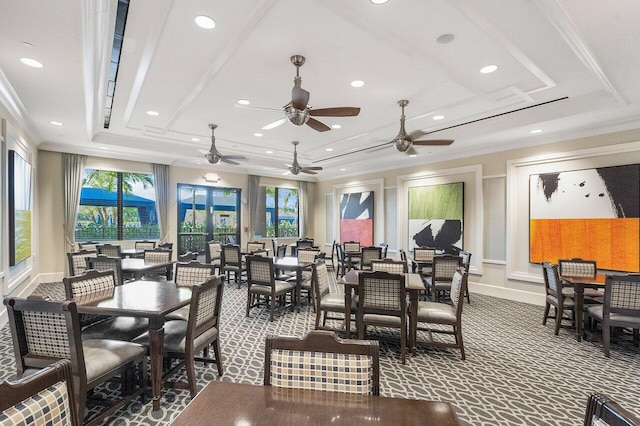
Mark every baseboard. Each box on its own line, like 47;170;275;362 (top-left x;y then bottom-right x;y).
468;281;545;306
0;308;7;330
0;272;64;329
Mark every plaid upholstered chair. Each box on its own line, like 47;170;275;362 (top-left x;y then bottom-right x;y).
412;247;436;274
86;255;125;286
0;359;79;426
63;269;148;341
313;261;356;333
135;240;156;250
343;241;360;253
143;248;173;280
221;244;245;287
66;250;97;276
585;274;640;357
134;276;224;398
541;262;575;335
3;296;147;426
178;251;197;262
246;255;296;322
558;258;603;300
158;242;173;251
357;271;408;364
96;243;121;258
166;261;217;321
291;247;321;306
77;241;100;252
584;392;640;426
264;330;380;396
425;255;463;302
359;246;383;271
204;241;222;273
371;258;407;274
247;241;266;253
413;268;468;360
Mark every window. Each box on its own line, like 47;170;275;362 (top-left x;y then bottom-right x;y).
75;169;159;241
256;186;299;238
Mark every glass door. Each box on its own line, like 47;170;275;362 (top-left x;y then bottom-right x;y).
177;184;241;254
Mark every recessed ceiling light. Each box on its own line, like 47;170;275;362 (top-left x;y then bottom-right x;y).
20;57;43;68
237;99;250;105
195;15;216;29
433;115;444;120
331;124;341;129
530;129;543;134
409;154;417;158
146;111;159;116
480;65;498;74
22;42;33;48
191;137;200;142
370;0;389;4
436;34;455;44
266;150;273;154
350;80;365;88
325;148;334;152
49;121;63;126
99;146;108;150
254;133;263;137
340;168;346;171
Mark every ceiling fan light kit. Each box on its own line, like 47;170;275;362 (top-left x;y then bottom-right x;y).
287;141;323;175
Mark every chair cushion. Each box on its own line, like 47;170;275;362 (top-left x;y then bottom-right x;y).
432;282;452;291
82;339;146;384
250;281;296;296
363;313;403;326
133;320;218;353
546;294;575;307
80;316;149;341
165;305;190;321
586;305;640;326
416;302;457;324
0;380;72;426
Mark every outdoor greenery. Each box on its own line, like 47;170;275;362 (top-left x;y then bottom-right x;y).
265;186;299;237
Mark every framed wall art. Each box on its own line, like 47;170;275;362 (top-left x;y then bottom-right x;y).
340;191;374;246
9;149;33;266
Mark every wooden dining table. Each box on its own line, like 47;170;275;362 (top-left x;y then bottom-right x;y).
560;273;606;341
121;257;174;280
338;270;425;348
171;381;461;425
120;247;144;258
72;280;192;411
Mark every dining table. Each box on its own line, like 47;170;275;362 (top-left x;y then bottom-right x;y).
121;257;174;280
560;273;606;341
272;256;313;311
338;270;426;349
171;381;461;426
120;248;145;258
72;279;192;411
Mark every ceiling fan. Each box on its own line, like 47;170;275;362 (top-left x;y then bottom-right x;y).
287;141;323;175
387;99;454;155
255;55;361;132
203;124;247;165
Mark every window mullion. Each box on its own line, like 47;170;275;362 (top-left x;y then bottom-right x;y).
117;172;123;240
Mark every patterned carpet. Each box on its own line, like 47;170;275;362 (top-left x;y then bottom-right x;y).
1;275;639;425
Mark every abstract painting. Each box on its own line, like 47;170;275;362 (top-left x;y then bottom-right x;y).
408;182;463;254
340;191;374;246
9;150;32;266
529;164;639;272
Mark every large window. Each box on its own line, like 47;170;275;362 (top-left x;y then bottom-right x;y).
258;186;299;238
75;169;159;241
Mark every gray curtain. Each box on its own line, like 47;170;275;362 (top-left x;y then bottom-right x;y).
248;175;260;239
298;180;308;238
63;153;86;252
152;163;170;242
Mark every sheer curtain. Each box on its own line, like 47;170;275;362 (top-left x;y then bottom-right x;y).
248;175;260;239
63;153;86;252
152;164;170;242
298;180;308;238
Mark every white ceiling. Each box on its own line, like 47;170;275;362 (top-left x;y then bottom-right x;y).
1;0;639;181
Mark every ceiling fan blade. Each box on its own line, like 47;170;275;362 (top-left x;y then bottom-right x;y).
306;117;331;132
292;86;310;110
309;107;360;117
301;169;318;175
222;155;247;160
412;139;454;146
302;166;322;171
262;118;287;130
220;158;241;165
408;129;428;140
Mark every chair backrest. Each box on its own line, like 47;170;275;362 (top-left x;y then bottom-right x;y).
135;240;156;250
246;255;275;287
371;258;407;274
276;243;287;258
450;269;469;318
144;248;171;264
343;241;360;253
66;250;97;276
336;243;345;262
86;254;124;286
379;243;388;258
358;271;406;315
361;246;383;267
158;242;173;250
226;235;236;245
399;249;408;265
174;261;217;287
77;241;99;252
431;255;462;281
178;251;198;262
247;241;266;252
297;239;314;249
96;243;121;258
205;241;222;264
541;262;563;300
0;359;79;426
414;247;436;262
297;247;320;263
558;258;597;278
584;393;640;426
459;250;472;272
221;244;242;266
63;268;116;300
271;238;279;254
604;274;640;318
264;330;380;396
186;276;224;345
312;261;331;301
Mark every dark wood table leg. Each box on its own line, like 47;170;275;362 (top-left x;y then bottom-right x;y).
295;268;302;313
149;317;165;411
344;289;352;339
575;284;584;342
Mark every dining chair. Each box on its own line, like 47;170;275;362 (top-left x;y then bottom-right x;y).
264;330;380;396
221;244;245;288
399;249;409;273
343;241;360;253
335;243;348;278
425;255;463;302
276;243;287;258
96;243;122;258
166;261;217;321
0;359;79;426
357;270;408;364
3;296;147;426
458;250;472;303
413;268;468;360
585;274;640;357
67;250;97;276
313;261;356;334
297;239;314;248
584;392;640;426
178;251;198;262
292;247;321;307
379;242;389;259
558;258;603;300
541;262;575;335
134;276;224;398
86;254;125;286
371;258;407;274
247;241;266;252
412;247;436;275
359;246;383;271
245;255;296;322
271;238;279;254
325;241;337;271
77;241;100;252
135;240;156;250
158;242;173;251
63;269;149;341
143;248;173;280
204;240;222;274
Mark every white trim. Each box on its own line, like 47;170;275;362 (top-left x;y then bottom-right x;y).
483;259;507;266
469;281;545;306
483;173;506;180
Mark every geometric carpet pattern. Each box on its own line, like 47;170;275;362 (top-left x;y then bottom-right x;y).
0;276;638;425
